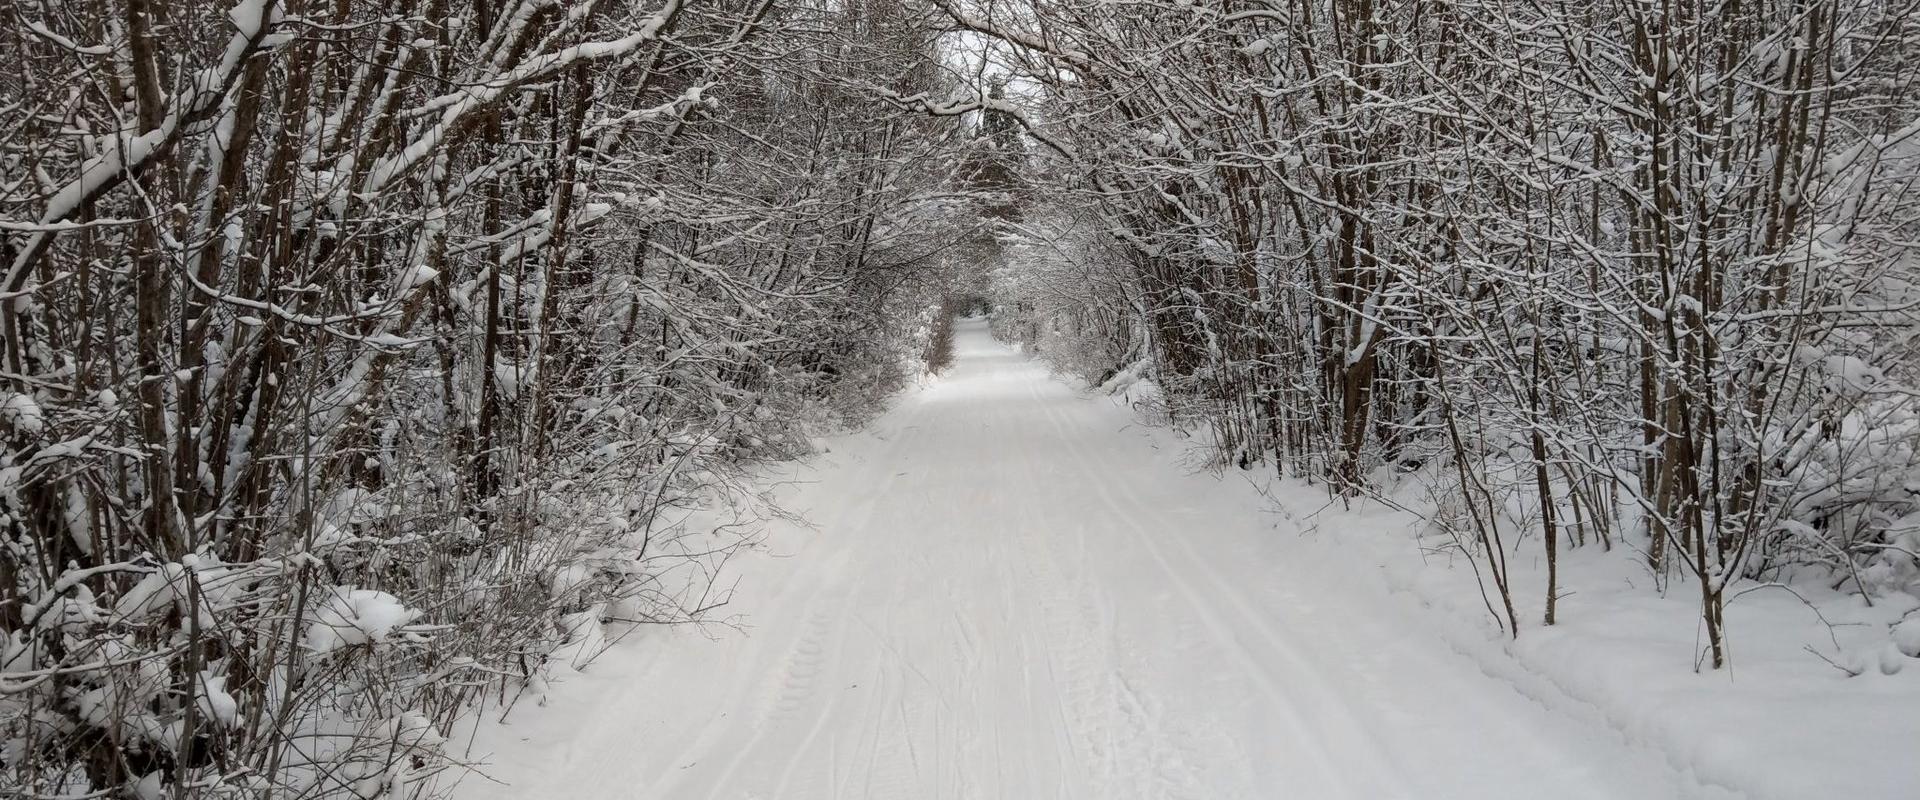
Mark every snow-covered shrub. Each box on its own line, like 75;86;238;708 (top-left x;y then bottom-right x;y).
0;0;967;797
990;211;1143;386
953;0;1920;669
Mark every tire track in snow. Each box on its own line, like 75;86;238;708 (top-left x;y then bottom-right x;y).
642;411;930;800
1021;375;1227;800
1025;370;1416;799
1013;442;1127;797
754;416;934;800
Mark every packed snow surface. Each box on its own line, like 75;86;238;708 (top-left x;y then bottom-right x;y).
454;319;1745;799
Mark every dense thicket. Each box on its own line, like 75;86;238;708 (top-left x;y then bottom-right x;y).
8;0;1919;793
967;0;1920;663
0;1;976;796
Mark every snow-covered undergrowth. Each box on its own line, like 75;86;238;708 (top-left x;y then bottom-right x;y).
1;304;942;800
0;343;939;798
976;0;1920;685
0;1;968;797
1;418;774;799
1279;483;1920;800
1090;376;1920;799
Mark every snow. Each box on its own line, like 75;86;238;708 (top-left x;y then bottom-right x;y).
1;393;44;435
196;670;239;727
1823;354;1886;394
1320;518;1920;798
305;588;420;654
549;608;608;671
440;319;1851;800
131;772;165;800
1896;618;1920;658
395;265;440;294
340;712;450;800
23;20;113;56
112;564;190;622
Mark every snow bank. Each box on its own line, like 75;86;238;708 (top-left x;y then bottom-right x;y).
1260;481;1920;800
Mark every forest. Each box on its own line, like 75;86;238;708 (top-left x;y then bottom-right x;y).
3;0;1917;798
972;0;1920;658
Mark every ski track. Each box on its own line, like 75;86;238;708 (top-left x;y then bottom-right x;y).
458;319;1714;800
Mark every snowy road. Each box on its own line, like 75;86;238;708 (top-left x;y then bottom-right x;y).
456;318;1707;800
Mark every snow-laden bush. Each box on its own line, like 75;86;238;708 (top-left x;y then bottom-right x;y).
990;212;1143;387
958;0;1920;669
0;0;964;797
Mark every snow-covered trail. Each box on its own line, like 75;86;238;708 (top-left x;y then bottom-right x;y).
455;318;1705;800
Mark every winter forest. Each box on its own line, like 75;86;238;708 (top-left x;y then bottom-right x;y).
3;0;1919;798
